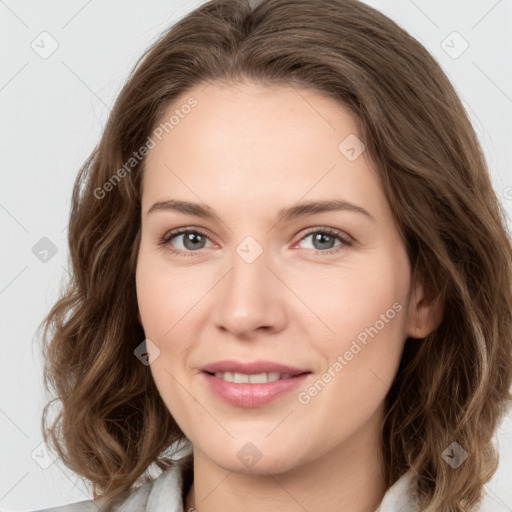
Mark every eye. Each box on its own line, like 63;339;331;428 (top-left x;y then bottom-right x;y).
296;227;353;255
159;228;213;256
158;227;353;257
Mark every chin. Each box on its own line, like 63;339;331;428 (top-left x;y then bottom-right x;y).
199;437;304;475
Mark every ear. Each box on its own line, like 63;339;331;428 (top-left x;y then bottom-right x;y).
406;269;443;339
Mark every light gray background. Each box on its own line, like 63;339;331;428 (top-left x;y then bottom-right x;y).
1;0;511;510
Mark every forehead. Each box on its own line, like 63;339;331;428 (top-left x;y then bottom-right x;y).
141;81;386;222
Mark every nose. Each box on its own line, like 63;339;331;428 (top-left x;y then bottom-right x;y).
212;244;288;339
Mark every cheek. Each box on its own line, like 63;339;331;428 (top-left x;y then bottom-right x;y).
302;275;409;440
135;248;203;341
316;250;411;382
135;262;167;337
136;253;196;428
337;275;408;348
135;247;210;414
298;253;410;342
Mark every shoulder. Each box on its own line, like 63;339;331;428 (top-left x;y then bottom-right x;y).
375;470;509;512
22;501;102;512
375;470;419;512
22;460;188;512
20;482;152;512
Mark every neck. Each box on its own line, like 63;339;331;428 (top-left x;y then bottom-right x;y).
184;407;388;512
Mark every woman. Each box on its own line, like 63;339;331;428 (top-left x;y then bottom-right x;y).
32;0;512;510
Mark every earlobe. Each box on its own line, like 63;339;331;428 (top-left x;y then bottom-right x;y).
406;272;444;339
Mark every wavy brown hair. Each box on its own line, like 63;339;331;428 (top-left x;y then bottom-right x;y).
37;0;512;510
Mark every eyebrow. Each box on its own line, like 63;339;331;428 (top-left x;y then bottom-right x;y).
146;198;375;223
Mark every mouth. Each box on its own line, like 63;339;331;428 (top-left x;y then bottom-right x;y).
203;370;309;383
199;359;310;376
199;360;312;407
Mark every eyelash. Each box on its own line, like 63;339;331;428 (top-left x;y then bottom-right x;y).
158;227;353;257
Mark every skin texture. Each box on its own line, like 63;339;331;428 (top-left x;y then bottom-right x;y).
135;81;439;512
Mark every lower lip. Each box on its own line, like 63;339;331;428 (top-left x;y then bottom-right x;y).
202;372;310;407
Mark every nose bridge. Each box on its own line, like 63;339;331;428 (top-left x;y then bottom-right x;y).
212;235;286;336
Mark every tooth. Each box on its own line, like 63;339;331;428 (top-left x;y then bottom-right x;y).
223;372;234;382
213;371;290;383
233;372;250;383
249;373;268;383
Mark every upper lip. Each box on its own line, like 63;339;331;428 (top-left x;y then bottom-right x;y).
200;359;310;375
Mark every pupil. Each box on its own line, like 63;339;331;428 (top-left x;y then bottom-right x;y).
314;233;334;250
184;233;204;250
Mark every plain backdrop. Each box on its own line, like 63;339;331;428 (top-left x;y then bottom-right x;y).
1;0;511;510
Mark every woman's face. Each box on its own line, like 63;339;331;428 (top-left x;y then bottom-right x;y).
136;81;426;474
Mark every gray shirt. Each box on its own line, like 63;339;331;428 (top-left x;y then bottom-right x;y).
23;464;420;512
22;464;507;511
